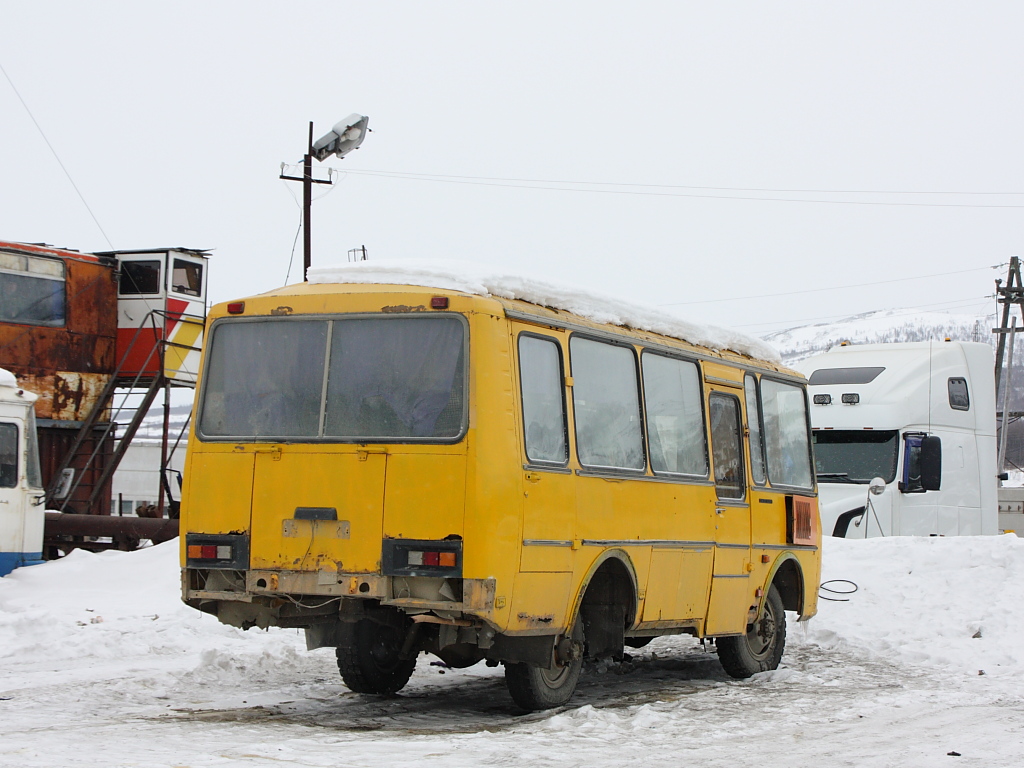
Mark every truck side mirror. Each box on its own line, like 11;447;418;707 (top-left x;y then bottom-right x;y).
920;435;941;491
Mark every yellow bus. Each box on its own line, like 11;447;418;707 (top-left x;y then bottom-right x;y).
180;274;821;711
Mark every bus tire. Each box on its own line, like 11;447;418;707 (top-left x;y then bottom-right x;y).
716;584;786;679
504;622;584;711
335;617;417;695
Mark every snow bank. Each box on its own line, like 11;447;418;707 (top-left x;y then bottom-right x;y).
307;259;781;363
3;535;1022;683
804;534;1024;679
0;543;302;680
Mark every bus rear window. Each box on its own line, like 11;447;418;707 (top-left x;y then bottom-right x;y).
198;315;466;441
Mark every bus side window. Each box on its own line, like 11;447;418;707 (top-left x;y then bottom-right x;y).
744;374;767;485
641;352;708;476
0;422;17;488
760;379;814;489
569;337;645;471
709;394;745;499
518;334;568;465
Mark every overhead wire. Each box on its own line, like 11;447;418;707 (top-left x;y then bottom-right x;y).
338;168;1024;209
0;60;115;249
660;264;1003;307
343;168;1024;197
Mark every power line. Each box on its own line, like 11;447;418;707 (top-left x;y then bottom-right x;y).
346;168;1024;196
660;264;1002;307
0;60;115;249
340;169;1024;209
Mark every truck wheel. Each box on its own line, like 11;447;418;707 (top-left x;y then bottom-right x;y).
717;584;786;679
336;617;417;694
504;622;584;711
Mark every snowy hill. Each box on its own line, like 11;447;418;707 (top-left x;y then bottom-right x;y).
763;309;993;365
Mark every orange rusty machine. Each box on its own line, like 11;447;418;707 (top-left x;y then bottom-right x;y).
0;240;208;554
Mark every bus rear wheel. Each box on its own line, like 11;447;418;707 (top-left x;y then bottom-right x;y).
504;622;584;711
336;616;417;695
717;584;786;679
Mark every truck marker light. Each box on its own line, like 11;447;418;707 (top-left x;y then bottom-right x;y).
407;551;424;566
423;551;440;566
841;393;860;404
438;552;456;567
227;302;245;314
430;296;449;309
813;394;832;405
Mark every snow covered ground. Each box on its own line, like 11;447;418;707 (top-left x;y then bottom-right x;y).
2;536;1023;767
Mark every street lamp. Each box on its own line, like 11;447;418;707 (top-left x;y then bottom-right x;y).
280;114;369;281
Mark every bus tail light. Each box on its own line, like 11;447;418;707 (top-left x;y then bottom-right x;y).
185;533;249;570
188;544;233;560
383;538;462;577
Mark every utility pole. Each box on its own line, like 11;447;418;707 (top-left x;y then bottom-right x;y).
993;257;1024;480
279;115;369;281
280;122;333;281
994;257;1024;386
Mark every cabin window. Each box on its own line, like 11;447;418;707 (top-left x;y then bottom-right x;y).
25;408;41;489
198;315;466;441
119;260;162;295
744;374;768;485
171;259;203;297
709;394;745;499
0;252;65;327
760;379;814;489
642;352;707;476
948;377;970;411
0;422;17;488
570;337;645;471
518;335;568;465
812;429;899;484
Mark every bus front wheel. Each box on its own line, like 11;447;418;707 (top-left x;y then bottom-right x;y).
716;584;786;678
336;616;417;695
504;622;584;711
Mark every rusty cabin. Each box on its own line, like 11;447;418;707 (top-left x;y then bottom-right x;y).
0;240;208;527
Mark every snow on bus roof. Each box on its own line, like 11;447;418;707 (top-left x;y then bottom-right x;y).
0;368;17;389
307;260;781;363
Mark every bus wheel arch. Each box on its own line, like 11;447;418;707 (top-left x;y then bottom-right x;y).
768;555;805;615
574;550;638;661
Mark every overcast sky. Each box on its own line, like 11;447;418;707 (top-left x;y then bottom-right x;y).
2;3;1021;335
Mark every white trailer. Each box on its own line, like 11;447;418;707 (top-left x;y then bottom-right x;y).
0;367;45;575
793;341;998;538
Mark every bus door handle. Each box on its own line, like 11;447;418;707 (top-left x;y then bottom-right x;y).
715;507;726;515
525;472;541;483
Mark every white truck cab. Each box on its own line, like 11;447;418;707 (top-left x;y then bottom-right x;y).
0;367;45;576
794;341;998;538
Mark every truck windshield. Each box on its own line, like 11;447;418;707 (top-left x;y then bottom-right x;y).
811;429;899;484
198;315;466;441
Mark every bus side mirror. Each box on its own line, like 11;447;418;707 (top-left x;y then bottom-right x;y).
920;435;941;491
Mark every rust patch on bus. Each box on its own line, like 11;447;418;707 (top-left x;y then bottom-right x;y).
381;304;426;313
270;306;293;316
